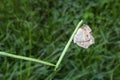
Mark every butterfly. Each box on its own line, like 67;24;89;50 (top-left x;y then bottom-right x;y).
73;24;95;48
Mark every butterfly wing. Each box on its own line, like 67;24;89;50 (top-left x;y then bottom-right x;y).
73;28;84;43
81;24;91;32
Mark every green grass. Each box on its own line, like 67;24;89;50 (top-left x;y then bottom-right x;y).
0;0;120;80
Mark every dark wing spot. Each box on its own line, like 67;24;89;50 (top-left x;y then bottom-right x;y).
86;34;88;37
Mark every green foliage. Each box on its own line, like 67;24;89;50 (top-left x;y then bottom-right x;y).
0;0;120;80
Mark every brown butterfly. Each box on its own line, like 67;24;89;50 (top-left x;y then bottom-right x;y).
73;24;95;48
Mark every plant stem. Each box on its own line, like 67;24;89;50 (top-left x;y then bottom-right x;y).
54;20;83;70
0;52;55;66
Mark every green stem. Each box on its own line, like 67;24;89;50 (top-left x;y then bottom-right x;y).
54;20;83;70
0;52;55;66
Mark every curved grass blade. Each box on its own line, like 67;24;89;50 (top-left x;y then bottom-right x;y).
0;51;55;66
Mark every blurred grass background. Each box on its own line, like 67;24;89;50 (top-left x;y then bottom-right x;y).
0;0;120;80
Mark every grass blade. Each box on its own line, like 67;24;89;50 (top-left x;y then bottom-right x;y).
0;51;55;66
54;20;83;70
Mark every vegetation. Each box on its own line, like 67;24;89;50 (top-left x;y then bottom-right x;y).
0;0;120;80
